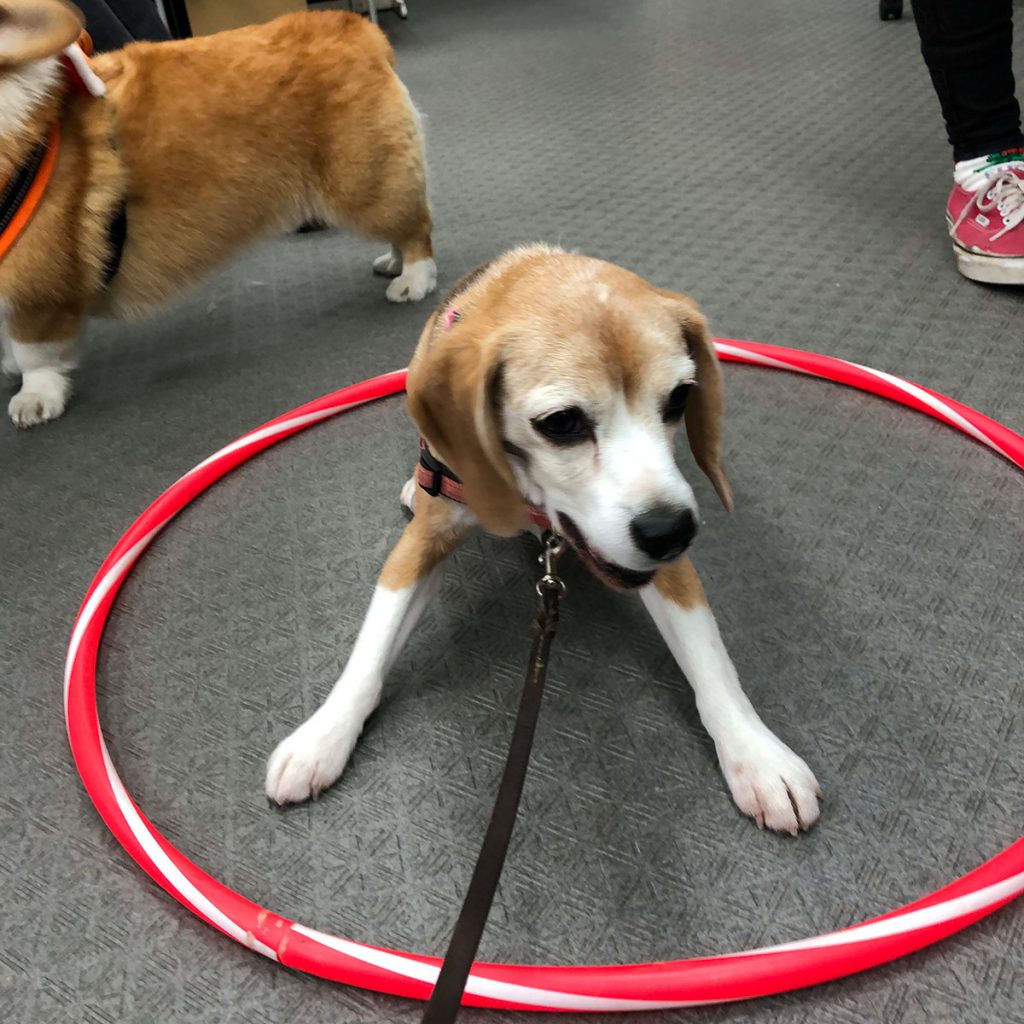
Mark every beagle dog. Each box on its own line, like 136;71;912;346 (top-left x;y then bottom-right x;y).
266;245;822;836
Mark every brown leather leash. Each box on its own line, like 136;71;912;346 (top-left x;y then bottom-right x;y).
420;532;566;1024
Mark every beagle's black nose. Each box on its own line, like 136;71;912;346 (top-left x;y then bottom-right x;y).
629;506;697;561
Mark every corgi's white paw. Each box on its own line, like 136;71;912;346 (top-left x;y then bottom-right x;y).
9;372;70;427
386;259;436;303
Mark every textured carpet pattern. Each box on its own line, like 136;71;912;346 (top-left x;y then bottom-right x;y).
1;2;1022;1023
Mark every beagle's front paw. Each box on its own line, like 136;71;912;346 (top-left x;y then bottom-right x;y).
265;718;360;804
718;726;821;836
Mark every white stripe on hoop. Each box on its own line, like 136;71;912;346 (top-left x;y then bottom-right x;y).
190;402;366;474
96;733;279;960
66;396;386;710
741;869;1024;956
850;363;998;453
293;870;1024;1005
66;547;281;960
713;342;810;374
715;342;1007;460
62;389;409;969
65;397;386;710
65;528;164;711
290;925;697;1011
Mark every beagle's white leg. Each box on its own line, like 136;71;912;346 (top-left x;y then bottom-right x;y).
265;576;438;804
265;493;469;804
640;559;821;835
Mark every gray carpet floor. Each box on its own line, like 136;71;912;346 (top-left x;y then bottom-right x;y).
2;1;1022;1022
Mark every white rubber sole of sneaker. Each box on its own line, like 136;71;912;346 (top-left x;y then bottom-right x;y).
952;244;1024;285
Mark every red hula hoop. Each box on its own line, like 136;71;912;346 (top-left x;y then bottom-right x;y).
64;342;1024;1012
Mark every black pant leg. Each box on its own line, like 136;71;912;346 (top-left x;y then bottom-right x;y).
76;0;171;52
911;0;1024;160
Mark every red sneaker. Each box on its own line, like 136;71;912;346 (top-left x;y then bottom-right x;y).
947;154;1024;284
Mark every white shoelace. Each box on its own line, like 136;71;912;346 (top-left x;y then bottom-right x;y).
954;168;1024;240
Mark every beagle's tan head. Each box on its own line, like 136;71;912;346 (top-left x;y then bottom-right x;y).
0;0;83;65
407;245;732;590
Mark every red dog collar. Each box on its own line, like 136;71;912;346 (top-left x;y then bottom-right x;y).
416;440;551;529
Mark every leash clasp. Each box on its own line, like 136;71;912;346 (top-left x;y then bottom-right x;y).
536;530;567;598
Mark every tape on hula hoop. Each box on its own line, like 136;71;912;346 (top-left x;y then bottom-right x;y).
65;340;1024;1012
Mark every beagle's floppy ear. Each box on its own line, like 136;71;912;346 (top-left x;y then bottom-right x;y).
657;289;734;512
406;306;527;537
0;0;83;65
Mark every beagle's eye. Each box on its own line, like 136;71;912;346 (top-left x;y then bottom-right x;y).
663;383;691;422
533;407;593;444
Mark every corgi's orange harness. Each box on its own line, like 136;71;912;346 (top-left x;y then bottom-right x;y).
0;122;62;264
0;34;122;280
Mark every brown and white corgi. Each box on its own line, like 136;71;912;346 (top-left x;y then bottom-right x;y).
0;0;436;428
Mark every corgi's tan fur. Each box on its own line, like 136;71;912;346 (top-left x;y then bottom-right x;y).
0;0;435;426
